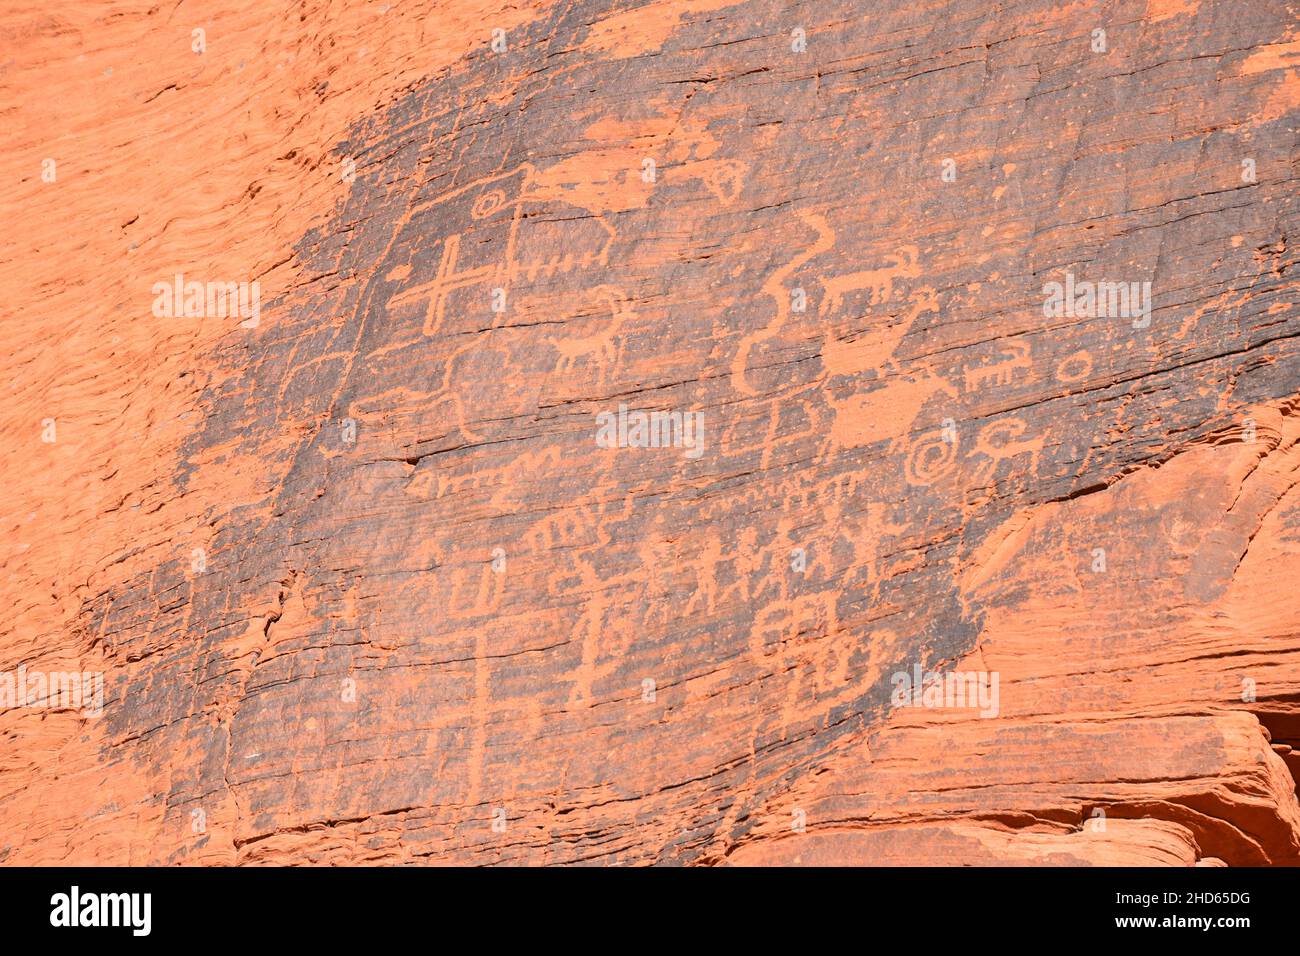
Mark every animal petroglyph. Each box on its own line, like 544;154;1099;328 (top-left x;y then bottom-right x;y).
968;418;1042;489
34;0;1300;871
820;246;921;317
731;210;836;398
902;416;1043;491
963;339;1032;392
553;285;635;384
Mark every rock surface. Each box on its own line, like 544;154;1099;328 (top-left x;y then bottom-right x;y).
0;0;1297;865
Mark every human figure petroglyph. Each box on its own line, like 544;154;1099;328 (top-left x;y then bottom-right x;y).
564;552;612;710
679;524;788;620
682;535;723;618
443;557;507;618
828;499;906;594
717;526;764;607
564;528;663;708
635;534;679;627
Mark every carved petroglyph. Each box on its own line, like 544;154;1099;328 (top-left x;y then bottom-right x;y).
902;416;1042;491
732;210;946;480
968;418;1042;490
384;163;618;336
695;158;745;205
963;338;1032;392
731;210;835;398
41;0;1300;872
904;428;960;487
373;162;634;443
553;285;635;384
749;590;839;661
1173;236;1290;340
748;588;875;738
518;215;617;284
1055;349;1094;384
824;367;958;456
814;250;949;462
385;166;532;336
821;246;921;317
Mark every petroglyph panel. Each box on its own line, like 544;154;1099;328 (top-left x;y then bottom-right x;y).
2;0;1298;866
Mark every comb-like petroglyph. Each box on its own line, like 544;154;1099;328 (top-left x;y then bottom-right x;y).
2;0;1299;866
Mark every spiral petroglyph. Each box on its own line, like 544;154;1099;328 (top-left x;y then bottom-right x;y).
904;429;960;488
